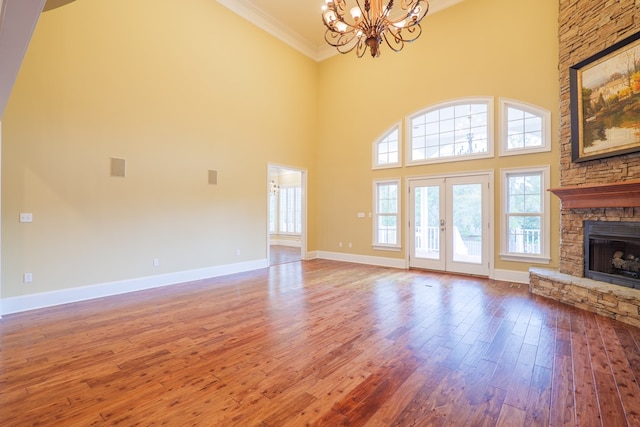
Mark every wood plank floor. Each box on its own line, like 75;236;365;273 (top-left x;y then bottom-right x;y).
270;245;302;266
2;259;640;426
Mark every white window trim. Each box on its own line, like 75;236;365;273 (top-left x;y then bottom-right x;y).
498;98;551;157
373;178;401;251
405;97;495;166
372;122;402;170
499;166;551;264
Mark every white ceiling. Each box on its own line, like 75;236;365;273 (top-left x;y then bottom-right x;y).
217;0;464;62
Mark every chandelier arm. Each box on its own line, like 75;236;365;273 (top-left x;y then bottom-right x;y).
394;0;429;26
325;28;366;56
383;31;405;52
384;0;428;29
385;22;422;43
355;37;368;57
325;30;359;48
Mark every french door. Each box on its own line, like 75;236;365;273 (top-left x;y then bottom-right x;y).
409;174;491;276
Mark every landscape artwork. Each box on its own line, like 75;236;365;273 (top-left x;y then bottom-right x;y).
570;31;640;162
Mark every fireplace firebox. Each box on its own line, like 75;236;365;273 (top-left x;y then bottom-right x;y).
584;220;640;289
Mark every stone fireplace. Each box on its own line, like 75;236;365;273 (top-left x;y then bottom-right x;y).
529;182;640;328
528;1;640;328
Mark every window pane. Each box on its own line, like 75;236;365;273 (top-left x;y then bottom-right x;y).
508;215;541;254
411;100;490;162
505;104;546;151
378;215;397;244
278;186;302;234
507;173;541;214
375;127;400;166
525;174;541;194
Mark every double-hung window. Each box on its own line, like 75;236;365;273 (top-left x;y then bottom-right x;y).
501;167;550;263
373;179;400;250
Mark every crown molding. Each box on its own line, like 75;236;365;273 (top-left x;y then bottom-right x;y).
217;0;464;62
217;0;321;60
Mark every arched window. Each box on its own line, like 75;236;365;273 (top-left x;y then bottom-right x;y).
407;98;494;165
373;124;401;169
499;98;551;156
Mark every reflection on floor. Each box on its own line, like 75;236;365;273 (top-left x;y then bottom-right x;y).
270;245;301;265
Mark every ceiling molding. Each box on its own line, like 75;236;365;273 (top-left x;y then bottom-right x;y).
219;0;464;62
217;0;321;61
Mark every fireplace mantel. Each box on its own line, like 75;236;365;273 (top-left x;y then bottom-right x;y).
549;180;640;209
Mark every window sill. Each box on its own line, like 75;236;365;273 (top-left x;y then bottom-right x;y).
372;163;402;170
500;253;551;264
373;245;402;252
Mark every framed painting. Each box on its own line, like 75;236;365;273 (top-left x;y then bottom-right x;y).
570;31;640;162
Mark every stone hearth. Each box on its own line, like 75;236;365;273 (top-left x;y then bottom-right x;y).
530;268;640;328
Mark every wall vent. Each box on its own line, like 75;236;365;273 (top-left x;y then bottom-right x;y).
110;158;126;177
208;170;218;185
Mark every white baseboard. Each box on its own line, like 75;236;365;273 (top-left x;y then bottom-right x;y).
1;259;269;315
316;251;407;269
1;256;531;316
493;269;530;284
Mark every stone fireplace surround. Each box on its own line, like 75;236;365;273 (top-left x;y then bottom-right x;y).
529;181;640;328
531;1;640;328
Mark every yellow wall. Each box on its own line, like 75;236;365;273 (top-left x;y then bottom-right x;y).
316;0;560;273
2;0;561;302
2;0;317;297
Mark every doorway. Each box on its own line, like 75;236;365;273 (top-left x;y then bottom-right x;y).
267;165;306;266
408;173;492;276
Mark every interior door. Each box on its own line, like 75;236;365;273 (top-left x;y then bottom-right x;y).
409;174;490;276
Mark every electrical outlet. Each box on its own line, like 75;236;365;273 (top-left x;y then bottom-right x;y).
20;213;33;223
236;249;241;256
339;242;343;247
23;273;33;283
348;242;352;248
153;258;159;267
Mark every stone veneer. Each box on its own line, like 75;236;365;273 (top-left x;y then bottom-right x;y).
530;268;640;328
530;1;640;327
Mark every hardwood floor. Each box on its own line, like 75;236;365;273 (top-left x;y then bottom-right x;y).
1;260;640;426
270;245;302;265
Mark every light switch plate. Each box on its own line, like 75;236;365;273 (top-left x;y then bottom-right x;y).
20;213;33;223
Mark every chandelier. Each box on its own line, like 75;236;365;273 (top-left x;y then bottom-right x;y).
321;0;429;58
